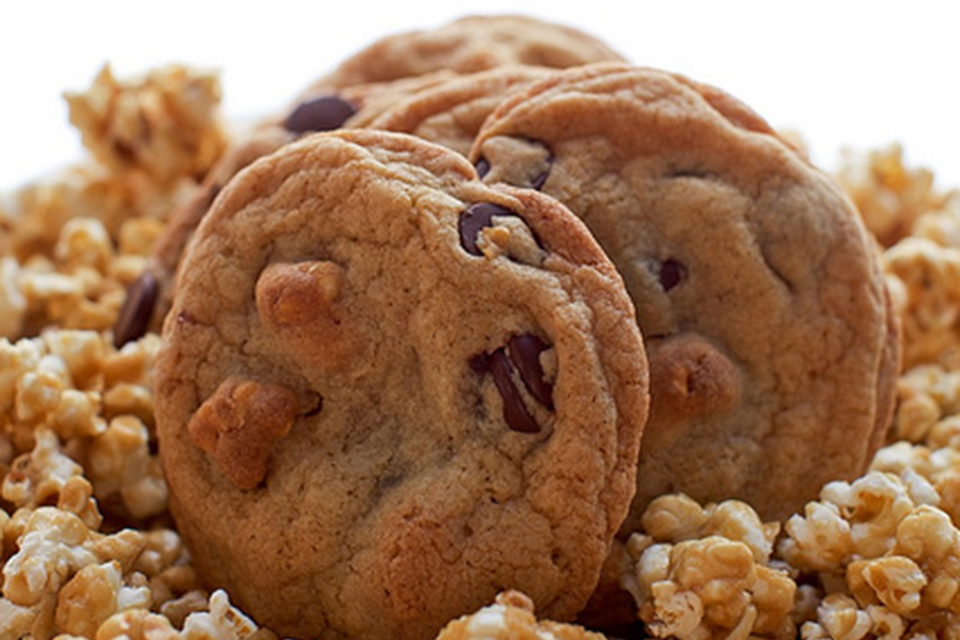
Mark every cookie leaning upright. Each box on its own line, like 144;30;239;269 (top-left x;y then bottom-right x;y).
153;129;649;640
471;63;901;525
113;15;626;346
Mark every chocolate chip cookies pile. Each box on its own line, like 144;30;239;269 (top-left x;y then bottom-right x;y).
136;14;895;640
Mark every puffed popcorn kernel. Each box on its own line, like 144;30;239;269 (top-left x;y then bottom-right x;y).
639;495;778;564
866;605;906;640
0;596;48;640
846;556;927;616
117;216;166;258
634;536;795;640
778;501;853;572
2;508;98;606
805;594;872;640
93;608;180;640
54;560;150;638
640;494;710;543
894;362;960;444
55;218;113;273
825;473;917;559
2;428;83;509
835;144;945;248
64;64;227;183
0;256;27;339
885;237;960;369
177;589;278;640
87;415;168;520
435;591;603;640
2;506;146;612
913;192;960;248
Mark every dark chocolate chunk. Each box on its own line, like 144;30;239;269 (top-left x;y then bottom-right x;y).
283;95;357;134
113;271;159;348
458;202;519;256
506;334;554;410
658;258;686;292
474;157;491;179
471;333;555;434
487;350;541;434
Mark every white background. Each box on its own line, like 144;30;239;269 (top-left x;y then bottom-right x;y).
2;1;958;192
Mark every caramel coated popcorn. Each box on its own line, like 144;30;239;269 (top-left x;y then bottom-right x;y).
623;496;796;640
3;55;960;640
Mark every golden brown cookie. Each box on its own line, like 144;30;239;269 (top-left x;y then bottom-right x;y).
309;14;624;91
112;73;455;346
366;65;557;156
471;63;901;525
154;129;649;640
113;15;626;346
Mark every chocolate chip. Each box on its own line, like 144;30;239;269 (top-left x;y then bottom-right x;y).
520;138;553;191
471;334;555;434
458;202;519;256
487;350;541;434
658;259;686;292
474;157;491;179
303;392;324;417
506;334;554;410
113;271;158;348
283;95;357;134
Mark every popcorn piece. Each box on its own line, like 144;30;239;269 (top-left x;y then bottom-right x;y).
55;217;113;273
846;556;927;616
0;596;51;640
0;257;27;339
2;508;99;606
885;238;960;369
2;428;84;510
93;608;180;640
87;415;168;520
178;589;278;640
65;64;227;183
803;594;872;640
835;144;947;247
634;536;796;640
639;494;779;563
54;561;150;638
435;591;603;640
913;191;960;248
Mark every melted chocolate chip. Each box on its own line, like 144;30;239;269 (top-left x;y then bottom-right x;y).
113;271;158;348
658;259;686;292
474;157;491;179
303;392;324;417
283;95;357;134
458;202;519;256
471;333;555;434
506;334;554;410
487;350;541;434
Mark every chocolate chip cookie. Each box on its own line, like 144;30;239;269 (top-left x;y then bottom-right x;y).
366;65;557;156
113;73;459;347
154;129;649;640
309;14;624;91
471;63;901;525
113;14;626;347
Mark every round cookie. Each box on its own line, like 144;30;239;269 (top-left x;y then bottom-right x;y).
470;63;901;526
367;65;557;156
113;13;626;346
113;72;461;347
154;129;649;640
309;14;625;91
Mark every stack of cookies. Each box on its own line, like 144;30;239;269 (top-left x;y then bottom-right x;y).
121;14;899;640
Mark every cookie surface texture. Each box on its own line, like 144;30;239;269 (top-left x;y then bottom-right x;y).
471;63;900;525
154;129;649;640
314;14;624;90
367;65;557;156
